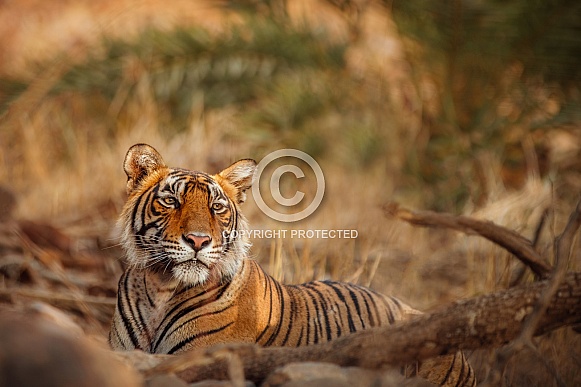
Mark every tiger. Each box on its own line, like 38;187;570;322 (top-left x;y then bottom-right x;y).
109;143;476;386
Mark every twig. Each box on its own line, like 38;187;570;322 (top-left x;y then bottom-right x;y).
554;197;581;267
383;203;552;278
510;208;549;286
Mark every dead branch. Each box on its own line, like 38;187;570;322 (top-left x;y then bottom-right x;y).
136;272;581;384
554;197;581;267
522;197;581;341
486;198;581;385
510;207;549;286
1;288;116;325
2;288;116;307
383;203;552;278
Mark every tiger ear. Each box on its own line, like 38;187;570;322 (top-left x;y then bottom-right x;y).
123;144;167;194
218;159;257;204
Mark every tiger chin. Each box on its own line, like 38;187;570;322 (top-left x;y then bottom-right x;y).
110;144;476;387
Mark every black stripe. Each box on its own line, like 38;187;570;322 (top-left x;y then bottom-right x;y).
165;304;234;340
325;282;356;334
256;275;275;343
309;289;321;344
174;282;195;296
169;170;192;180
299;290;310;346
377;295;396;324
345;284;366;329
387;296;402;323
149;186;162;216
125;273;150;344
136;189;160;237
357;287;382;326
332;299;343;338
391;296;403;308
354;286;377;327
152;283;227;352
130;189;148;237
167;321;234;354
168;175;184;194
228;205;239;252
262;268;270;299
304;283;333;341
295;325;305;347
117;271;140;349
134;298;150;344
109;321;122;347
156;282;223;329
130;189;144;229
264;280;286;346
143;274;155;308
298;285;319;345
303;283;331;344
279;292;296;346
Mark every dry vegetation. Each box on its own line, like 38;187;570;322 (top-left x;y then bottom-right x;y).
1;0;580;386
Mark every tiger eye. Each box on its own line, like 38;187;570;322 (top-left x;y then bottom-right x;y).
160;197;178;207
211;202;225;211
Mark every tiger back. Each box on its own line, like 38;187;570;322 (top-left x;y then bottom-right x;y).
110;144;476;386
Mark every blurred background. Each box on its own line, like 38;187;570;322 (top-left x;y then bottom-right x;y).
1;0;580;385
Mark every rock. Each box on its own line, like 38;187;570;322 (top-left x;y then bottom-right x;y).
0;310;141;387
146;373;189;387
26;301;85;336
261;361;429;387
190;380;255;387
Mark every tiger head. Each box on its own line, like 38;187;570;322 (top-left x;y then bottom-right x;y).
118;144;256;287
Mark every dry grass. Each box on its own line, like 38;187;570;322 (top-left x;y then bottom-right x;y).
1;1;580;385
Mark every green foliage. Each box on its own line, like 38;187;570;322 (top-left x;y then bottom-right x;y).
0;79;28;109
0;17;345;132
385;0;581;210
4;0;579;211
0;9;396;176
57;20;344;132
390;0;581;85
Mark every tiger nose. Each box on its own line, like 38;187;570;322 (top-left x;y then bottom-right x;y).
184;233;212;252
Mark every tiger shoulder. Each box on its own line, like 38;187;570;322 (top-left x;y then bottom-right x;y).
110;143;476;387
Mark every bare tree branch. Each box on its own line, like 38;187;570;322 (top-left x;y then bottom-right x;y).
383;203;552;278
554;197;581;267
485;197;581;385
522;197;581;340
133;272;581;384
510;207;549;286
